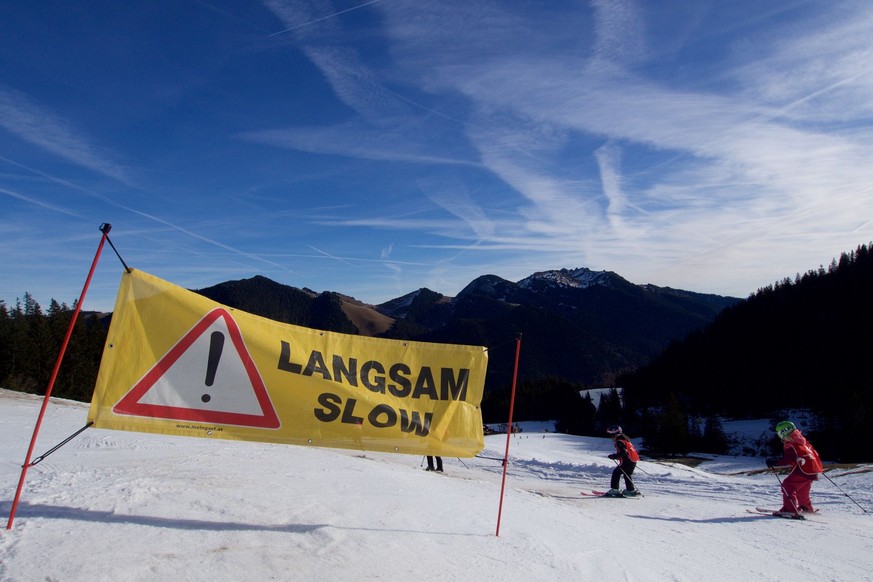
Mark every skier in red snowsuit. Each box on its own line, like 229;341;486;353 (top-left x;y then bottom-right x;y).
766;421;823;515
606;425;640;497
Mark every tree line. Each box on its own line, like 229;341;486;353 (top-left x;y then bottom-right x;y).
0;294;108;402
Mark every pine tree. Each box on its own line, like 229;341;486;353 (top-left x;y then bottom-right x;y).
645;393;690;455
700;415;730;454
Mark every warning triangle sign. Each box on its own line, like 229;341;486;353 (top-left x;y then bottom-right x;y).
113;308;280;429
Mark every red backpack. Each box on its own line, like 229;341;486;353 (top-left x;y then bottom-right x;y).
617;436;640;462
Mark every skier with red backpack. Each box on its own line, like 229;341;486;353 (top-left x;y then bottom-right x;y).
766;421;824;516
605;425;641;497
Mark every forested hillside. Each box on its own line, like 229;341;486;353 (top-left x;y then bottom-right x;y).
0;295;107;402
618;243;873;461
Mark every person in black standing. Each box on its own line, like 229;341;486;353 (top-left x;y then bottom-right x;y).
426;455;443;472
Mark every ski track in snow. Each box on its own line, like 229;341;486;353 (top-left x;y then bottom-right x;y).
1;389;872;582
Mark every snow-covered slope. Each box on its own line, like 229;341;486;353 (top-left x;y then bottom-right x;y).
2;389;870;581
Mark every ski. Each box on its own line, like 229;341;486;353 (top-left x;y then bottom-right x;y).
748;508;806;520
580;490;641;498
580;490;607;496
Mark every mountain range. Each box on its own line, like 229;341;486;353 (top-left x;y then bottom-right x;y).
193;268;740;392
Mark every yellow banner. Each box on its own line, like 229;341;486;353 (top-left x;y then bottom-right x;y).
88;270;487;456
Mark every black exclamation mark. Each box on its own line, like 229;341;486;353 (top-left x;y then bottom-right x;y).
203;331;225;402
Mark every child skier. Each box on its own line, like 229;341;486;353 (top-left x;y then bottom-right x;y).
606;425;640;497
766;421;823;515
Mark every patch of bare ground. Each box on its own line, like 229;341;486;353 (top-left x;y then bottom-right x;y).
339;298;394;336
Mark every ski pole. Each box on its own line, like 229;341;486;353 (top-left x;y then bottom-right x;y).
769;466;801;514
631;460;666;485
633;462;653;477
820;471;870;515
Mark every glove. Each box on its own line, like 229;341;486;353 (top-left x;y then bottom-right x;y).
766;459;776;468
608;454;617;460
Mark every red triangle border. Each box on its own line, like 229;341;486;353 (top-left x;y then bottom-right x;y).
112;308;280;429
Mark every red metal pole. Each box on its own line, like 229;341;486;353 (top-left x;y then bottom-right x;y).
6;225;111;530
495;334;521;537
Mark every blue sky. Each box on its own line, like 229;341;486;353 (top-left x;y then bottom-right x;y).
2;0;873;312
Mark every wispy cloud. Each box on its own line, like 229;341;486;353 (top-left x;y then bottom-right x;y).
362;1;873;291
0;88;129;183
591;0;647;65
594;141;628;232
416;177;495;239
732;7;873;121
241;121;478;167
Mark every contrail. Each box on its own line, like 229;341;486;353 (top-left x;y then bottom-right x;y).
306;244;357;267
0;154;292;272
0;185;85;219
270;0;384;37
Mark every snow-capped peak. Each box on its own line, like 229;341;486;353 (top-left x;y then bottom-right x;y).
518;268;614;290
